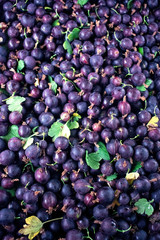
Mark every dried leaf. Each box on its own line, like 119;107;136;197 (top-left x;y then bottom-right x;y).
23;138;34;150
19;216;43;240
147;116;159;128
126;172;139;184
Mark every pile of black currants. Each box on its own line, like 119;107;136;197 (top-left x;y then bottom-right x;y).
0;0;160;239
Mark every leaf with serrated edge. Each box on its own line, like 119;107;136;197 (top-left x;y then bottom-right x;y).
8;104;23;112
67;121;79;130
86;151;101;169
135;199;147;215
0;125;21;141
67;113;81;130
48;122;64;138
6;96;25;105
6;96;25;113
145;204;154;216
19;216;43;240
132;162;142;172
97;141;110;160
135;198;154;216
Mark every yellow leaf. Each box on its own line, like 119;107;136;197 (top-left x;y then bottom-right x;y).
25;216;42;225
19;216;43;240
29;231;40;240
147;116;159;128
73;113;79;117
19;225;31;235
126;172;140;184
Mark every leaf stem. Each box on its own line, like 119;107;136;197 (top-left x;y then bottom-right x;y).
24;28;27;38
114;32;121;44
143;15;149;25
116;226;131;233
83;229;93;240
111;8;120;15
130;135;139;140
43;217;63;225
60;73;80;92
95;8;100;19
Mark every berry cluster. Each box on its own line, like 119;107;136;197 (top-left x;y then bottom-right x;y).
0;0;160;240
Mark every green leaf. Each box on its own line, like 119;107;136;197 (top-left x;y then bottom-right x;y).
68;28;80;42
136;85;146;92
6;189;15;197
127;0;133;9
48;121;71;140
67;113;81;130
0;88;9;96
23;138;34;150
48;121;64;140
97;141;110;160
48;76;58;94
6;96;25;112
138;47;144;56
145;79;152;87
106;173;118;181
67;121;79;130
77;0;88;6
17;60;25;71
136;79;153;92
72;113;81;121
63;40;72;55
146;203;154;216
61;124;71;139
0;125;21;141
135;198;154;216
52;19;60;26
132;162;142;172
86;151;101;170
0;186;15;197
